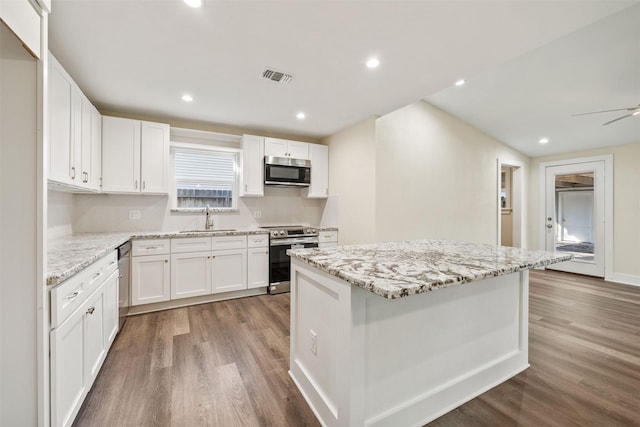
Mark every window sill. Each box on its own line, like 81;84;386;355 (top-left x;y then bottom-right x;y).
171;208;239;214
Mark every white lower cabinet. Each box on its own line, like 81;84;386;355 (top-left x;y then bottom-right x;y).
247;247;269;289
131;254;171;305
212;248;247;293
50;251;119;427
103;269;119;346
318;230;338;248
171;251;212;299
50;304;86;427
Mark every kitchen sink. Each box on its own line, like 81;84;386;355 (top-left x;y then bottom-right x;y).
179;229;237;233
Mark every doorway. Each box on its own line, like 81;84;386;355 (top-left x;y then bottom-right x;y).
497;159;524;248
540;156;613;278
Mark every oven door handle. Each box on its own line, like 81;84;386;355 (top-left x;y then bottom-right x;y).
270;238;319;246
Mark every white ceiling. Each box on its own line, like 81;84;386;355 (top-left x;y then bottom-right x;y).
426;3;640;157
49;1;638;152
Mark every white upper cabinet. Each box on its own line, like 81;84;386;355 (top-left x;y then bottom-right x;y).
240;134;264;197
101;116;141;193
49;53;102;192
49;54;74;185
89;105;102;190
303;143;329;198
264;137;309;160
0;0;43;58
101;117;169;194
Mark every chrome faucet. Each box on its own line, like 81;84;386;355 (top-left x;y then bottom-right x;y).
204;205;214;230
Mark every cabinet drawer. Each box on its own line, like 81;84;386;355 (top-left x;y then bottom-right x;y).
319;231;338;243
51;251;117;328
132;239;170;256
247;234;269;248
212;235;247;250
171;237;212;254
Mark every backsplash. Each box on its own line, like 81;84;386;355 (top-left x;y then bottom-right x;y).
55;186;330;234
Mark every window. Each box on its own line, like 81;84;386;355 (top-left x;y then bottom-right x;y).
171;146;239;209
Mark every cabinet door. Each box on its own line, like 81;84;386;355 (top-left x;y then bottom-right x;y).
102;116;141;193
49;54;74;185
70;87;82;186
103;270;119;347
131;254;170;305
84;287;106;386
171;251;212;299
89;105;102;190
50;307;86;427
247;247;269;289
79;95;92;187
212;249;247;293
287;140;309;160
140;121;169;194
304;143;329;198
240;134;264;197
264;137;288;158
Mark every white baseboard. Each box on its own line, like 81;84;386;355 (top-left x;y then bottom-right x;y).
608;273;640;287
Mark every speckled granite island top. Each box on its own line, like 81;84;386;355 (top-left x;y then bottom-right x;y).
288;240;572;299
47;229;269;287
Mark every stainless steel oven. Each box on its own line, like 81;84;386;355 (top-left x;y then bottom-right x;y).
264;226;318;294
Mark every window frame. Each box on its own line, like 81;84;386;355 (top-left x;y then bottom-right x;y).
169;141;241;212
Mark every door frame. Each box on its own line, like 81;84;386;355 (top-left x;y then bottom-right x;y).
497;158;525;248
539;155;613;279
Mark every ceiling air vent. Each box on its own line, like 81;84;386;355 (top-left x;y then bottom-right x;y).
262;68;293;84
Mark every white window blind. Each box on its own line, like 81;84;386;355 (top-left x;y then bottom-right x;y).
172;147;238;208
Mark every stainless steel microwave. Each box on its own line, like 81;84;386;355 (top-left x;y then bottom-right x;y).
264;156;311;187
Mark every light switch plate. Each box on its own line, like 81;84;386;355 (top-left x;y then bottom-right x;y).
129;210;141;220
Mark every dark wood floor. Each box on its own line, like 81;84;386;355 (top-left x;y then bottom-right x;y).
74;270;640;426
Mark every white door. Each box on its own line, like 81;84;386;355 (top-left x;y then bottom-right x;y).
140;121;169;194
171;251;212;299
544;160;606;277
212;249;247;293
101;116;141;193
131;254;171;305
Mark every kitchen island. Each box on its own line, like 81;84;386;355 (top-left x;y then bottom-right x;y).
288;240;571;427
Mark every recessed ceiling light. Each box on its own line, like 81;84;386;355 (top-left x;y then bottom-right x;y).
182;94;193;102
184;0;202;8
539;137;549;144
296;112;306;120
366;58;380;69
454;79;466;87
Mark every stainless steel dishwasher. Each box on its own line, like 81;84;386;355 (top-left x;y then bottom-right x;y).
117;241;131;330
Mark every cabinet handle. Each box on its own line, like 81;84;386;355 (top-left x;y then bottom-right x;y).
71;167;76;179
245;184;248;191
87;306;95;315
82;171;88;183
143;180;146;190
325;187;328;195
118;275;123;279
100;177;102;188
145;246;158;250
91;272;102;280
134;180;138;189
109;261;116;266
67;291;79;300
165;259;169;263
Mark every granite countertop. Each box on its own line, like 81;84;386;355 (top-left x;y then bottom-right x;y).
288;239;572;299
47;229;269;287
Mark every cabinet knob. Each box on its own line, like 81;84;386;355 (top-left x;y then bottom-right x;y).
87;306;95;315
165;259;169;263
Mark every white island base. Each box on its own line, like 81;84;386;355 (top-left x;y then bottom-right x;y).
289;258;530;427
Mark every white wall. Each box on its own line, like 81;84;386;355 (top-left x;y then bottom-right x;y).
48;190;74;238
0;21;39;426
323;117;377;245
529;143;640;282
374;101;530;244
69;186;326;233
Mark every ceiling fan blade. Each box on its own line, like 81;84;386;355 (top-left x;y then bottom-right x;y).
602;114;633;126
573;106;638;117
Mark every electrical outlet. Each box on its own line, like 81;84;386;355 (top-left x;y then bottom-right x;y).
254;210;262;219
128;210;141;220
310;330;317;355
